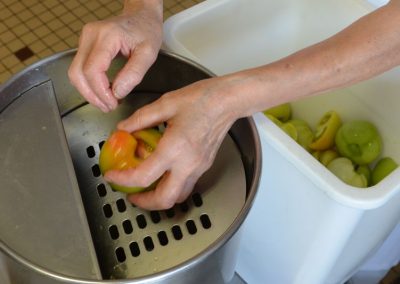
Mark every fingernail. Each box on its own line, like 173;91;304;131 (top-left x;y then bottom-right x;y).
117;120;129;130
113;86;124;99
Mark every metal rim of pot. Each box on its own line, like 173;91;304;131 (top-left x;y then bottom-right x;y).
0;49;262;283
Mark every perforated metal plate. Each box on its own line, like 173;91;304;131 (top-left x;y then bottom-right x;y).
62;93;247;279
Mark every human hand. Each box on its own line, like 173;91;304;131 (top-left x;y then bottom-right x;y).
103;76;245;210
68;1;163;112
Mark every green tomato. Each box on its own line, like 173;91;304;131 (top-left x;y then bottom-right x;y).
312;151;322;161
266;114;283;127
356;165;372;186
327;157;368;188
309;110;342;151
280;122;298;141
372;157;398;185
263;103;292;122
335;120;382;165
288;119;314;151
319;149;338;167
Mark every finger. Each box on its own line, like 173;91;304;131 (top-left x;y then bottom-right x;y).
127;170;186;210
112;44;159;99
176;178;198;204
68;29;110;112
117;96;176;132
103;147;171;189
83;36;120;110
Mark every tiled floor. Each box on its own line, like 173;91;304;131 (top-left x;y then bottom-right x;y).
0;0;203;85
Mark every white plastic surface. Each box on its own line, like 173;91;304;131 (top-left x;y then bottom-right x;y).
163;1;400;284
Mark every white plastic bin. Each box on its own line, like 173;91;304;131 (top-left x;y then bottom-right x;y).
163;0;400;284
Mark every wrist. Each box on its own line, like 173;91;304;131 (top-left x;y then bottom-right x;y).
123;0;163;20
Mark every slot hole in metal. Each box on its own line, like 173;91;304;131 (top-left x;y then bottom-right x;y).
86;146;95;158
200;214;211;229
103;204;113;218
171;225;183;240
150;211;161;224
165;208;175;218
99;141;105;150
91;164;101;177
115;247;126;263
122;220;133;234
157;231;168;246
186;220;197;235
97;183;107;197
143;236;154;251
192;193;203;207
179;202;189;212
136;214;147;229
130;242;140;257
109;225;119;240
116;198;126;212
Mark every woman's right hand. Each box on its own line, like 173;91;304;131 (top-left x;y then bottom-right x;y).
68;0;163;113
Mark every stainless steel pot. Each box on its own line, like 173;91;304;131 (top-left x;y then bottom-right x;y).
0;50;261;284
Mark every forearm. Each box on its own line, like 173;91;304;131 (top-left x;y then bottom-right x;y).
225;0;400;118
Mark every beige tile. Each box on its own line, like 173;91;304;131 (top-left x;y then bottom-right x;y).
94;7;111;19
181;0;199;9
0;45;11;60
81;13;98;24
10;63;24;75
38;48;54;59
20;32;38;45
39;10;56;22
60;12;77;25
84;1;101;11
43;0;59;9
9;1;25;14
1;7;13;19
72;6;89;18
163;11;173;20
164;0;177;9
51;41;69;53
64;0;80;10
23;55;40;66
2;55;19;69
64;34;79;48
0;63;7;73
0;70;13;84
0;22;8;34
33;25;51;38
30;40;46;53
7;38;24;52
41;33;60;46
16;9;34;22
3;16;20;29
0;30;16;43
25;17;42;30
12;23;29;37
69;20;84;33
30;3;47;15
2;0;18;5
55;26;73;38
107;1;123;13
51;4;68;17
169;5;185;14
47;18;64;31
20;0;39;6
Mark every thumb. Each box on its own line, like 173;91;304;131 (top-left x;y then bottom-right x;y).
112;45;158;99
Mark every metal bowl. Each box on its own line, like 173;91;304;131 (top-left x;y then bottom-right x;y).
0;50;261;284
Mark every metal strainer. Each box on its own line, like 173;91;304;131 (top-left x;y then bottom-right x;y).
0;50;261;284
